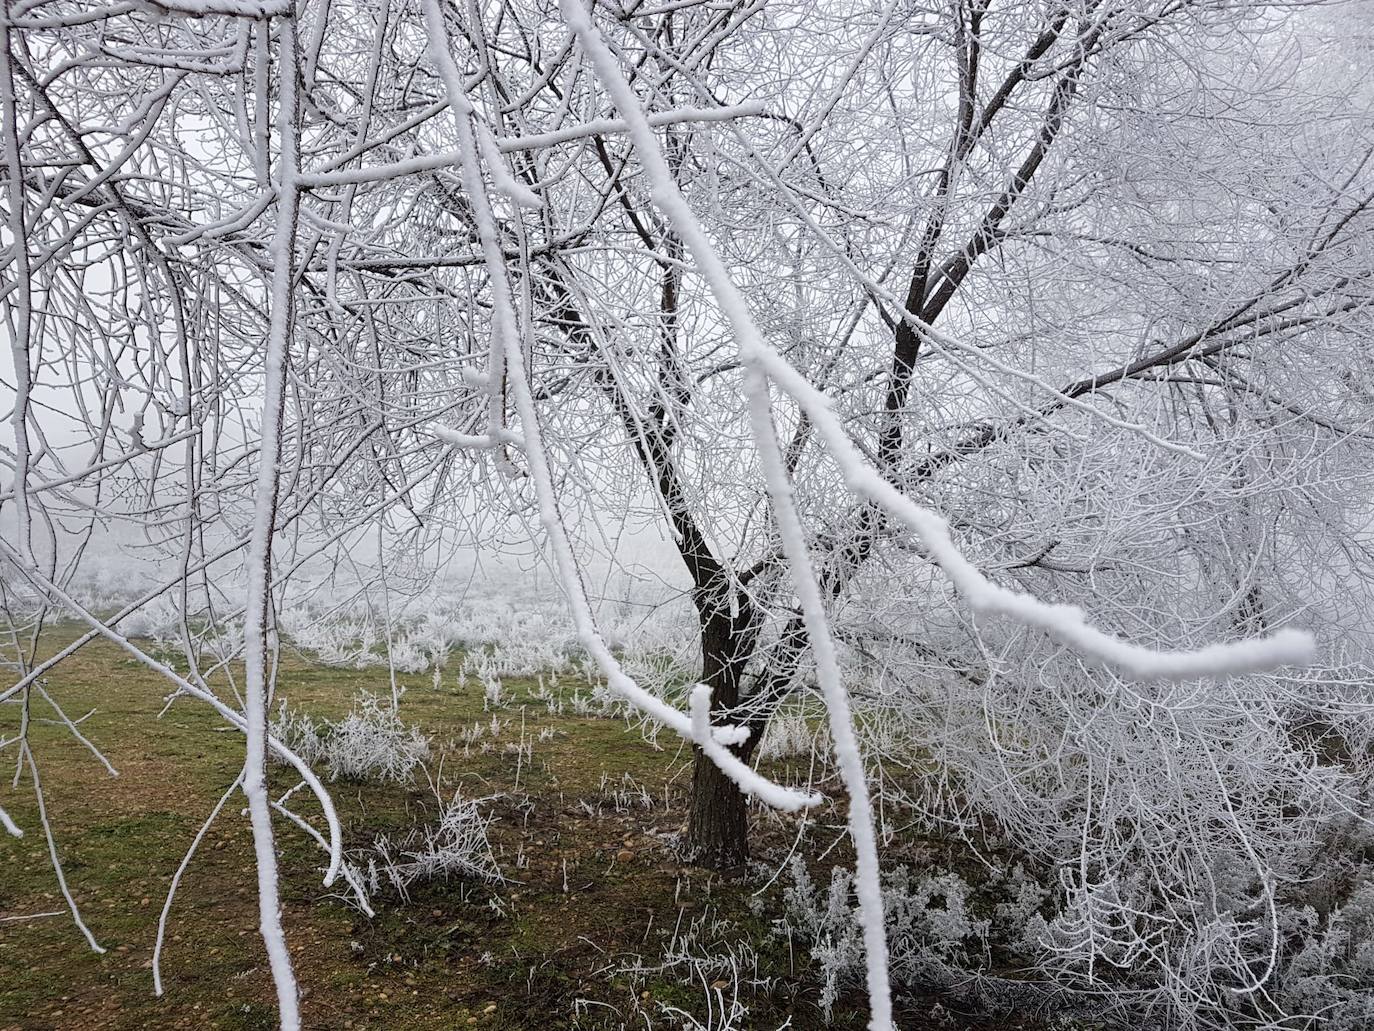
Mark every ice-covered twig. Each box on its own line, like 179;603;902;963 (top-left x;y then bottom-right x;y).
428;424;526;450
237;15;304;1027
421;0;518;464
35;684;118;778
296;148;465;188
24;746;104;953
154;775;242;995
497;101;765;152
0;802;21;838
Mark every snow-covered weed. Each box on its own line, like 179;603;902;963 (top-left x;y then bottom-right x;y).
598;772;655;812
755;709;817;761
610;908;768;1031
567;684;621;717
271;692;430;784
356;793;502;904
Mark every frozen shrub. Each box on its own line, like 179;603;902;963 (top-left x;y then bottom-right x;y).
359;792;502;903
269;702;325;768
271;692;430;784
1271;875;1374;1030
321;693;430;782
782;858;990;1018
114;594;183;642
990;865;1053;957
756;709;816;761
383;634;430;674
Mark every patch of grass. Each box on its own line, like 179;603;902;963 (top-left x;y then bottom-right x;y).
0;624;1031;1030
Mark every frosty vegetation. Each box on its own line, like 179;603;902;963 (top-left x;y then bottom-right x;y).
271;692;431;784
2;0;1373;1028
352;790;503;905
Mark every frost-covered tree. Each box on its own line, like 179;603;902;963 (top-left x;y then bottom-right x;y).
475;0;1374;872
3;1;1372;1028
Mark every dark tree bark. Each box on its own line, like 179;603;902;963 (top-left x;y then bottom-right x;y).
685;743;750;867
681;581;760;865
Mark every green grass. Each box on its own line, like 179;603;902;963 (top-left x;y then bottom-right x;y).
0;628;1022;1030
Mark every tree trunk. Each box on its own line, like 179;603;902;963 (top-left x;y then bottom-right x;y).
683;600;756;868
684;744;749;867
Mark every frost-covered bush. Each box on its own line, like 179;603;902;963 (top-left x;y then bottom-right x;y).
270;574;700;688
270;702;325;767
839;588;1374;1029
782;859;991;1018
322;694;431;782
385;633;436;674
1273;874;1374;1030
271;692;430;783
277;606;385;669
355;793;502;903
780;825;1374;1029
755;709;818;761
113;594;184;642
